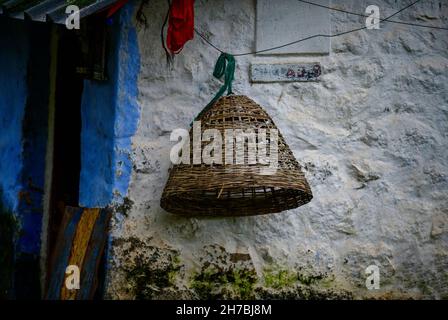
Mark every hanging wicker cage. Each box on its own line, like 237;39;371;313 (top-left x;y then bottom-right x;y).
161;94;313;216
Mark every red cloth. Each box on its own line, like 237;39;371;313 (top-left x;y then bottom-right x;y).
107;0;130;18
167;0;195;54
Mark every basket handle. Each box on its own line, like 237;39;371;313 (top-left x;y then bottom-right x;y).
192;53;235;123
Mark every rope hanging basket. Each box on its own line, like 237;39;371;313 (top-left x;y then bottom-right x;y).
161;94;313;217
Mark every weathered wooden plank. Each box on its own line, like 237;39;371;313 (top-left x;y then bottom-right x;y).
45;206;83;300
77;208;111;300
60;208;100;300
45;206;111;300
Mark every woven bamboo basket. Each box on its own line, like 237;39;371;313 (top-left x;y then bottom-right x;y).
161;95;312;216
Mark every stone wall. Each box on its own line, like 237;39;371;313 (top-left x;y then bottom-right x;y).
105;0;448;299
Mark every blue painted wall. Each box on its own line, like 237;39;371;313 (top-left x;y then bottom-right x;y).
79;1;140;207
1;1;140;224
0;19;26;297
17;23;51;257
0;17;29;212
0;17;51;298
0;1;141;298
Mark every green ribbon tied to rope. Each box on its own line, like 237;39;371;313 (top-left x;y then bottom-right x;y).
193;53;235;123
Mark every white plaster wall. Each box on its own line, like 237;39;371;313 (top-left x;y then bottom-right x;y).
106;0;448;299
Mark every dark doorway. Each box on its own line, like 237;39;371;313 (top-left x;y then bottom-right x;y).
46;29;84;276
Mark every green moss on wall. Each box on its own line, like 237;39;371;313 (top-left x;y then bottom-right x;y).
127;258;181;300
297;272;325;286
191;265;258;300
263;264;329;289
263;267;297;289
111;239;355;300
114;237;182;299
112;196;134;218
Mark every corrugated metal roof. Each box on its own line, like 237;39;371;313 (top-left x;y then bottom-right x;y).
0;0;119;24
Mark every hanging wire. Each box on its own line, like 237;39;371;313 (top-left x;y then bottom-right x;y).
194;29;225;54
161;0;174;66
297;0;448;31
194;0;444;56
